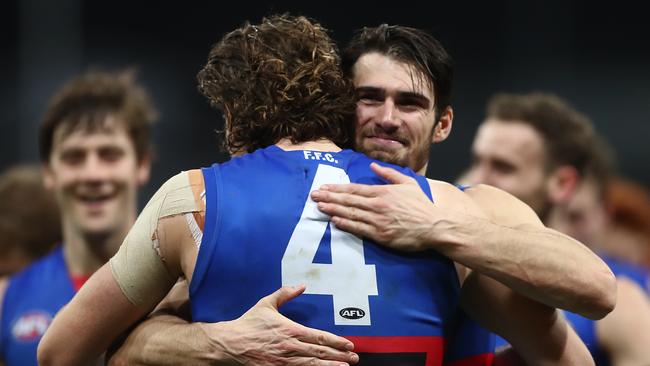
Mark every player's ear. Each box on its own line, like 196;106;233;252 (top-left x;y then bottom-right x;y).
136;152;152;187
42;164;55;190
432;106;453;143
547;165;579;205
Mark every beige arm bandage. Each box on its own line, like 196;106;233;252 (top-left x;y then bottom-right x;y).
109;170;203;307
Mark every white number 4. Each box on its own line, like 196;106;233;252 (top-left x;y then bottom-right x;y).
281;164;378;326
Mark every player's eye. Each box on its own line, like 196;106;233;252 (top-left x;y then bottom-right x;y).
60;150;85;165
99;147;125;162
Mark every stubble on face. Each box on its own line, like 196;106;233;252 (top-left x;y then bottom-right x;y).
466;119;553;217
356;127;434;174
352;53;437;173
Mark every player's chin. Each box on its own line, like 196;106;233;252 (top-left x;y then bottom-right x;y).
79;218;119;239
368;150;407;167
76;207;122;234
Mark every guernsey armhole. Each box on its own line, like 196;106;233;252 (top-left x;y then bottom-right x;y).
186;169;207;248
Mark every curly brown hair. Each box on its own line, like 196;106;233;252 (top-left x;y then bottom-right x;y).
39;69;157;164
197;14;355;154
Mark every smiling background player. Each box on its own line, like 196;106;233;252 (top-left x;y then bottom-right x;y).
0;69;155;366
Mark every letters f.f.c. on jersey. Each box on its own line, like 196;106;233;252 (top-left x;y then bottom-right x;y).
189;146;461;366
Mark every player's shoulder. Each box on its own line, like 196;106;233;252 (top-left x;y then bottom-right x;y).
142;169;207;226
159;169;205;192
461;183;543;226
425;180;491;216
458;183;522;207
460;182;507;196
427;179;463;191
152;169;205;202
427;179;470;199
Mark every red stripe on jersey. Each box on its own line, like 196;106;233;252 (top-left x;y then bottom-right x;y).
444;352;494;366
70;274;91;292
345;336;444;366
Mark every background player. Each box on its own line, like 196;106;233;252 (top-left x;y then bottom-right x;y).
462;93;650;364
0;165;61;277
0;70;155;366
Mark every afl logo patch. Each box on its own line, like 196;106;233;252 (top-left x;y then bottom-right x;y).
12;311;52;342
339;307;365;320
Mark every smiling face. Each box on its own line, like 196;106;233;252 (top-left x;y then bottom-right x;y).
352;52;444;173
43;117;149;240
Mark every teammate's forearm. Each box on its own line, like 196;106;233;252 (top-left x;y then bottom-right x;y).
461;273;594;366
435;218;616;319
108;314;228;366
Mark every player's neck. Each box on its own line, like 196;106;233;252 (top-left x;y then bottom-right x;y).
417;162;428;175
275;138;342;152
61;218;133;276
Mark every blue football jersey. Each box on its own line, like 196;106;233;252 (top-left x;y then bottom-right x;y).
189;145;462;366
443;309;495;366
1;246;75;366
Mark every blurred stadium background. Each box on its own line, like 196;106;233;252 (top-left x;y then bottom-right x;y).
2;0;648;206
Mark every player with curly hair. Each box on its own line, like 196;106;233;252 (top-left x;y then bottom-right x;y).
39;15;602;366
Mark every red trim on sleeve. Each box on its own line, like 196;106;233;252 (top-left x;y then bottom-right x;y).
70;274;92;292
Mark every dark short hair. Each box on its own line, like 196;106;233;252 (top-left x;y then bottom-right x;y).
197;14;355;154
39;69;157;163
486;93;597;175
343;24;454;120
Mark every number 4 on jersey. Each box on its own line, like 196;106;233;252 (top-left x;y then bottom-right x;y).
282;164;378;326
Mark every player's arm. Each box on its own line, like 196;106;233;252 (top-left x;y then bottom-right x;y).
37;263;159;366
107;282;358;366
312;163;616;319
455;183;615;319
38;173;194;366
596;277;650;366
461;272;594;366
103;170;359;366
105;280;197;365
